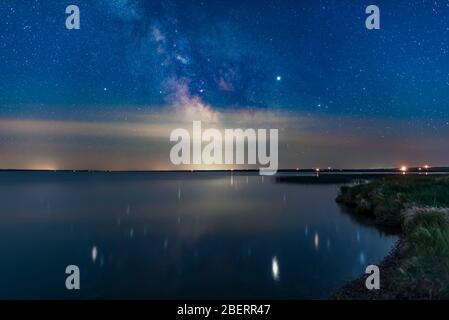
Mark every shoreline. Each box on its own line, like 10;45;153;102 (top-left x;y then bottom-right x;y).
332;175;449;300
332;239;404;299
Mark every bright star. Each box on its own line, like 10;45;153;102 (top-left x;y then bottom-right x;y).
276;76;282;81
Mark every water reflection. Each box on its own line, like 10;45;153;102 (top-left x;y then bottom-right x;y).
271;256;280;281
314;233;320;250
0;171;398;299
91;246;98;264
359;252;366;265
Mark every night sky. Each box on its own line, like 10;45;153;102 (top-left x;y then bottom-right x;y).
1;0;449;170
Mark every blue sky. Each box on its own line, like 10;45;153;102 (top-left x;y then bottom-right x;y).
0;0;448;169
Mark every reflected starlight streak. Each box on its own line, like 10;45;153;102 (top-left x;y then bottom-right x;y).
91;246;98;263
314;233;320;250
271;256;280;281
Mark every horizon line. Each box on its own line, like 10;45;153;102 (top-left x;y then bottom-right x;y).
0;167;447;173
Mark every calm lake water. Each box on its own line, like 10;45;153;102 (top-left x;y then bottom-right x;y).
0;171;398;299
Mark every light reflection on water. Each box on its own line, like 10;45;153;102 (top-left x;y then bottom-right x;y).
0;171;398;299
271;256;280;281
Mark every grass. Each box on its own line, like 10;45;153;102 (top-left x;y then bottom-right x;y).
396;207;449;297
336;175;449;299
337;175;449;226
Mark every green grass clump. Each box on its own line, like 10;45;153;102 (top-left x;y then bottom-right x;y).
395;208;449;298
404;209;449;270
338;176;449;226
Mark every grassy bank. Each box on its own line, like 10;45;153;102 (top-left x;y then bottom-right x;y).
335;176;449;299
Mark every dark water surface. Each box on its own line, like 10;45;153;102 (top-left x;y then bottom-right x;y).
0;171;398;299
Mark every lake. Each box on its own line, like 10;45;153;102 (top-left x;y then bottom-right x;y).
0;171;398;299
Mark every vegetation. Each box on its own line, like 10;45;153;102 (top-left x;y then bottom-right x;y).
337;175;449;226
335;175;449;299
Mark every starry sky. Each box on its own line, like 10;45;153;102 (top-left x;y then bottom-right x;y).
0;0;449;170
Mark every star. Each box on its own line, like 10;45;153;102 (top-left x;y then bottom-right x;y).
276;76;282;81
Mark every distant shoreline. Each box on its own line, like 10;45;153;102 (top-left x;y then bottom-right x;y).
1;167;449;174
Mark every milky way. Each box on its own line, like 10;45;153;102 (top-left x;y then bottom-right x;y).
1;0;449;170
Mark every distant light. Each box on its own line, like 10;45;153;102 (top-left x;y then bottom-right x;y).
315;168;320;172
400;166;408;172
424;165;430;170
276;76;282;81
